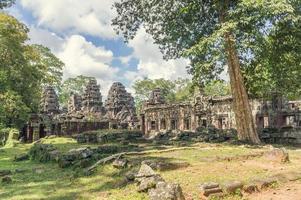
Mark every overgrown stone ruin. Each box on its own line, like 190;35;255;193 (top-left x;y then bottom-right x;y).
68;93;82;113
21;79;138;142
141;88;301;143
81;79;103;114
40;86;60;114
105;82;137;129
20;78;301;144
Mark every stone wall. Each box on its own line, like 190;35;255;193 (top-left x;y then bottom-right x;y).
22;120;110;143
259;128;301;144
23;80;139;143
141;89;301;139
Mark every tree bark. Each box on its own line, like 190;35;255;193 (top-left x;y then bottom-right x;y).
220;1;260;144
224;33;260;144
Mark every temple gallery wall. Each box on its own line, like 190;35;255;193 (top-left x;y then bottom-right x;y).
21;78;301;143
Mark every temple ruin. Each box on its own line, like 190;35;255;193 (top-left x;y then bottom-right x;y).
22;79;137;142
81;79;103;113
40;86;60;114
140;88;301;141
105;82;137;129
21;79;301;144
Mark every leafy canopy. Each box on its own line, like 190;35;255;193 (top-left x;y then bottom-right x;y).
113;0;301;98
0;13;64;127
132;78;230;113
59;75;95;106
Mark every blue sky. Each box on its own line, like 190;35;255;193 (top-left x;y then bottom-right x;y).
7;0;189;96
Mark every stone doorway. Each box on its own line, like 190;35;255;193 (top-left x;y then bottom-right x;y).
39;124;46;139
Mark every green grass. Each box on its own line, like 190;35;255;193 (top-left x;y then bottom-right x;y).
1;137;301;200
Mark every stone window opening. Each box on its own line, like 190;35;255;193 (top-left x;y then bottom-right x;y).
202;119;207;127
151;121;156;130
160;119;166;130
184;118;190;130
171;119;177;130
218;118;223;129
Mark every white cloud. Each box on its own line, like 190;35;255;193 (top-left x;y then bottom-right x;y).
28;27;118;97
17;1;192;95
127;28;190;83
58;35;117;81
29;27;64;52
118;55;132;66
20;0;117;39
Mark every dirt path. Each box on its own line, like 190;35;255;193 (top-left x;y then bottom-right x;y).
247;182;301;200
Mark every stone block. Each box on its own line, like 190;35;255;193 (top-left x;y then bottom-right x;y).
223;180;244;194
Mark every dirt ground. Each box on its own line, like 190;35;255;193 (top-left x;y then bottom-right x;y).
247;181;301;200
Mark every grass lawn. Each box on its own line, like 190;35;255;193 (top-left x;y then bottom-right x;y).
1;137;301;200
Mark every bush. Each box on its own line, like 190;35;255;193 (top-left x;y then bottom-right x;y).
29;143;58;162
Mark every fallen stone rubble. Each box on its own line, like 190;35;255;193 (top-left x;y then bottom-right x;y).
199;172;301;200
26;143;130;169
135;163;185;200
151;128;238;144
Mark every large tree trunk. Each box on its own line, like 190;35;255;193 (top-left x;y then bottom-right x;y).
224;33;260;144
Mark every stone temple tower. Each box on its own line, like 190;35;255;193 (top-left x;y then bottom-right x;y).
105;82;135;120
68;93;82;113
148;88;165;105
40;86;60;114
81;79;103;113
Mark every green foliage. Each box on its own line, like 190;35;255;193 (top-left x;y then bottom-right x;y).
133;78;230;113
29;44;64;89
0;0;14;9
204;80;231;97
59;75;95;106
0;91;30;127
132;78;194;113
243;4;301;99
0;13;64;128
113;0;301;99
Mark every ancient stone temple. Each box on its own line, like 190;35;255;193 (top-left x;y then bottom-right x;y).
68;93;82;113
141;88;301;138
81;79;103;113
40;86;60;114
105;82;137;128
147;88;165;104
22;78;301;144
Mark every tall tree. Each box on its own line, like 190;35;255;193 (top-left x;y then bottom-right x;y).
112;0;300;144
0;13;64;127
29;44;64;89
243;4;301;99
